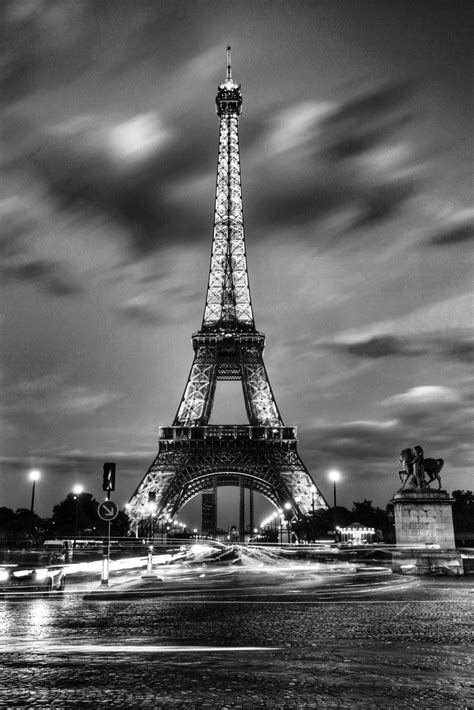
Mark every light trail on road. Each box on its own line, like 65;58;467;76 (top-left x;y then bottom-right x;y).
0;642;281;654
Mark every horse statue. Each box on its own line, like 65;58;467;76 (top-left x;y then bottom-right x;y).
399;447;444;490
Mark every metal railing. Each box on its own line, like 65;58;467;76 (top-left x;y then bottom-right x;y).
158;425;297;441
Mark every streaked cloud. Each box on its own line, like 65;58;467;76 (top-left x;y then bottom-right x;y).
61;388;124;415
0;197;40;256
1;258;82;296
383;385;461;409
4;377;123;417
426;212;474;248
300;381;472;502
115;294;164;326
245;81;420;237
316;293;473;345
321;330;474;363
28;113;175;253
2;0;90;99
262;101;334;157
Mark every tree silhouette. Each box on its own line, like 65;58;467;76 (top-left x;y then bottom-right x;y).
52;492;97;534
293;508;333;542
351;500;395;542
452;490;474;545
51;492;130;537
0;507;44;543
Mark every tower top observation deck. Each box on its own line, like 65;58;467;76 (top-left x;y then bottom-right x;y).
216;46;242;117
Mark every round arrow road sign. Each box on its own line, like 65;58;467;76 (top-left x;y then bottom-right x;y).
98;500;118;521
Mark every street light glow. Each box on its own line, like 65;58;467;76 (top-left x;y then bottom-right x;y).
72;485;84;496
328;470;341;533
29;469;41;517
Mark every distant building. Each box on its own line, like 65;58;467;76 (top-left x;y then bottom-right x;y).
202;492;216;535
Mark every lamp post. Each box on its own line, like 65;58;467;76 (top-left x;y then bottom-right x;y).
28;469;41;537
310;485;316;517
328;470;341;536
72;484;83;542
284;502;292;543
148;503;156;543
276;508;283;543
274;511;280;540
309;485;317;542
270;512;277;538
145;500;157;576
29;469;41;515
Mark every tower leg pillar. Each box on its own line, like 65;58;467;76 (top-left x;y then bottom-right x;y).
239;476;245;542
249;482;254;536
213;477;218;536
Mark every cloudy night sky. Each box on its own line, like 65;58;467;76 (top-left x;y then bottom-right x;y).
1;0;472;526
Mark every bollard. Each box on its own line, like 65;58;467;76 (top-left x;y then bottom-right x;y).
147;547;153;574
101;555;110;586
142;545;159;579
100;521;111;586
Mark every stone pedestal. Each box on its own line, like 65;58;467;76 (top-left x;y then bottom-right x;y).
391;488;462;575
392;488;455;548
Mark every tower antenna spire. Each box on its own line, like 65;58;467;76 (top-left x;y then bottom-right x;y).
226;45;232;81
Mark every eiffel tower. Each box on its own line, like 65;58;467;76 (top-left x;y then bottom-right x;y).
128;48;327;531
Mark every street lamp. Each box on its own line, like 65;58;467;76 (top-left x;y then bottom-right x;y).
284;502;292;543
72;485;84;540
328;470;341;534
271;511;279;538
29;469;41;515
145;500;157;576
310;484;316;517
308;485;318;542
147;501;157;542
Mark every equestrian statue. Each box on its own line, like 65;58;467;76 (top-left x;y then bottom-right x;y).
398;446;444;490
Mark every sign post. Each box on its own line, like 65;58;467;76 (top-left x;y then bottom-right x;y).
142;492;158;579
99;462;117;587
98;499;118;586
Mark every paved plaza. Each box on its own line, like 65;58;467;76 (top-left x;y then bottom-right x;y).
0;569;472;708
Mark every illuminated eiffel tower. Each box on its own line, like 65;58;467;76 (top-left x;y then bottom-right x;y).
128;48;327;531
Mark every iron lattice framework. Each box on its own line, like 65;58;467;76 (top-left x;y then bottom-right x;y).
128;49;327;527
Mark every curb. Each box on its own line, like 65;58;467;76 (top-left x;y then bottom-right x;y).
83;579;164;601
83;589;164;600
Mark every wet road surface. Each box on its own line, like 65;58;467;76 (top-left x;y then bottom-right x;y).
0;558;473;708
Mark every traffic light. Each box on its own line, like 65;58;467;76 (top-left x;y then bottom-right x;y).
148;492;156;503
102;462;116;492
